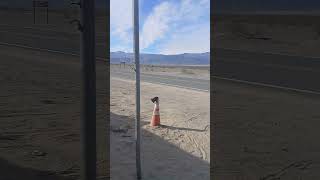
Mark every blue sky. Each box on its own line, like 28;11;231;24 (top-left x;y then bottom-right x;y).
110;0;210;55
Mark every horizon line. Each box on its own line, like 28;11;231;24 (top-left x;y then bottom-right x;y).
110;51;210;56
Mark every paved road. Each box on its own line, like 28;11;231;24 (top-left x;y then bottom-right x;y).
0;24;210;92
111;70;210;92
213;48;320;93
1;23;320;93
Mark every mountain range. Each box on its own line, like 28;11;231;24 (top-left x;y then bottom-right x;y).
111;51;210;65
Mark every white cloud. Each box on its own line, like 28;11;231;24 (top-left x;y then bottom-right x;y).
178;0;209;21
140;2;177;49
159;24;210;55
110;0;210;54
140;0;210;53
110;0;133;42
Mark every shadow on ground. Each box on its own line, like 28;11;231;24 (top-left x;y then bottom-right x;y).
111;112;210;180
156;124;208;132
0;157;74;180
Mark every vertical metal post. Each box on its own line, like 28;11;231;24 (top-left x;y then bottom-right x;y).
133;0;141;179
80;0;96;179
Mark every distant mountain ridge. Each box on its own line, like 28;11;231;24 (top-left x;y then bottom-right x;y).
111;51;210;65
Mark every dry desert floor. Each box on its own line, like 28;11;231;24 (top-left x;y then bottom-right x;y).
110;77;210;180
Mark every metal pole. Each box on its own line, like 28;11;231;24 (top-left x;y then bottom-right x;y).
133;0;141;179
80;0;96;179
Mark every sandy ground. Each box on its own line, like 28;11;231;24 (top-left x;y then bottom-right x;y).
0;43;210;180
110;64;210;80
212;78;320;180
3;9;320;180
213;14;320;179
3;43;320;180
110;77;210;180
0;45;108;180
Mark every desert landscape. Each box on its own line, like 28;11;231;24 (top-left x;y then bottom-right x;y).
110;77;210;179
0;7;109;179
212;13;320;179
0;45;108;179
212;78;320;180
0;44;211;180
110;64;209;80
2;5;320;180
3;40;320;179
0;8;211;180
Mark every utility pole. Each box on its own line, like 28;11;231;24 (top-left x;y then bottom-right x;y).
133;0;141;179
80;0;96;179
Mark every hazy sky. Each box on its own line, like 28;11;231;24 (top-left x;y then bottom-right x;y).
110;0;210;55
